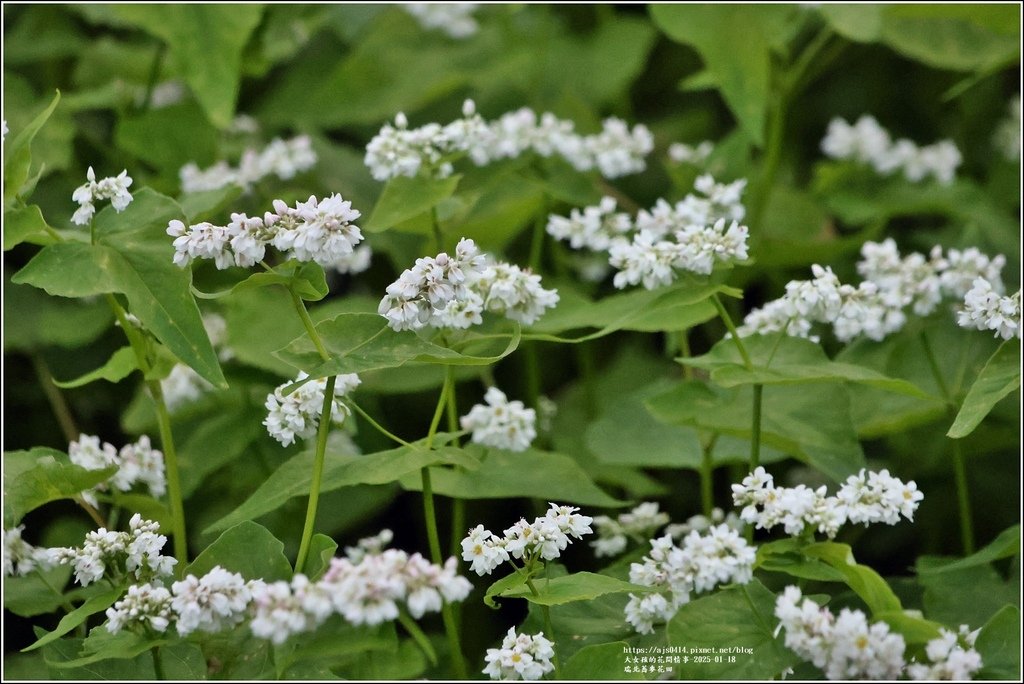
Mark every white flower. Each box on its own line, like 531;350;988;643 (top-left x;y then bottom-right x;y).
906;625;983;680
546;196;633;252
624;592;676;635
460;387;537;452
106;583;173;634
71;167;134;225
775;586;906;680
48;515;175;586
69;434;165;503
958;277;1021;340
180;135;317;193
3;526;55;577
994;95;1021;162
2;119;9;142
822;115;961;185
665;507;743;539
404;3;480;38
590;502;670;558
327;244;373;276
461;524;510;576
668;141;714;165
483;627;556;681
264;372;361;447
269;194;363;267
171;566;252;636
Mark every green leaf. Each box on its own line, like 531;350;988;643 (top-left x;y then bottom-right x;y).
177;408;262;498
916;556;1019;630
159;643;208;680
686;335;931;398
187;521;293;582
562;642;645;680
4;566;74;618
193;261;328;302
4;90;60;206
23;586;123;652
484;567;535;609
756;539;847;582
205;440;477;535
646;380;866;482
176;186;245;224
803;541;902;615
52;347;137;388
873;611;944;645
40;632;157;678
500;572;651;606
366;174;461;233
976;605;1021;680
4;204;56;250
304;534;339;581
103;6;264;127
948;342;1021;438
11;242;122;298
400;445;626;508
115;101;219;175
917;525;1020;575
49;628;169;669
650;5;793;146
3;448;116;526
527;277;729;342
3;277;113;351
275;313;521;382
667;580;800;679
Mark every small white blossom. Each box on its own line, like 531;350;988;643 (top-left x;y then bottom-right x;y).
664;507;743;540
69;435;165;503
263;372;361;447
461;524;510;575
775;586;907;680
483;627;556;681
546;196;632;252
3;526;55;577
462;504;593;575
906;625;983;680
957;277;1021;340
179;135;317;193
49;514;176;586
71;167;134;225
590;502;670;558
404;3;480;39
994;96;1021;162
106;583;173;634
269;194;364;267
460;387;537;452
668;140;714;165
171;565;252;636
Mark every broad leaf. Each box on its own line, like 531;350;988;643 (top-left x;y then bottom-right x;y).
187;521;293;582
948;342;1021;438
4;90;60;206
3;204;56;250
975;605;1021;680
192;261;328;302
667;579;801;679
484;566;536;609
562;642;645;680
3;278;113;351
916;525;1020;576
803;542;902;615
916;556;1019;631
49;628;168;669
646;380;866;482
304;534;339;582
101;6;264;127
400;445;626;508
52;347;137;388
3;448;116;526
500;572;650;606
205;440;477;534
23;586;123;652
4;566;74;618
366;174;462;233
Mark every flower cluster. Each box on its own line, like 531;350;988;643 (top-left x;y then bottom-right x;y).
49;514;176;587
957;277;1022;340
483;627;556;681
731;466;923;539
179;135;317;194
775;585;907;680
461;504;594;575
69;434;166;505
378;237;558;331
3;526;53;577
404;3;479;38
590;502;670;558
736;239;1009;343
249;530;472;643
821;115;962;185
167;193;364;271
106;583;174;634
906;625;984;680
624;525;755;634
365;100;653;181
460;387;537;452
547;175;749;290
668;140;714;165
263;372;362;447
665;507;744;540
71;167;134;225
993;95;1021;162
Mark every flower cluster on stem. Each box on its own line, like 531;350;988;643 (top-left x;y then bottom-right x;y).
48;514;176;587
483;627;556;681
461;504;594;576
821;115;961;185
71;167;133;225
590;502;670;558
365;99;653;181
731;466;923;539
263;372;362;447
460;387;537;452
179;135;316;194
957;277;1022;340
69;434;166;506
3;526;53;577
624;525;755;634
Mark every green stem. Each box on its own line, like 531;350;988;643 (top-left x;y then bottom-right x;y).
139;42;167;113
700;437;715;517
421;468;443;565
750;384;763;471
289;288;330;362
30;352;79;443
398;612;438;666
526;578;561;679
151;646;166;680
294;376;337;574
348;400;411;447
529;199;549;273
711;295;753;370
147;380;188;568
919;331;953;405
678;330;694;381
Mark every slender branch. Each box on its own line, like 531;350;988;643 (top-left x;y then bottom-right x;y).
289;287;330;361
750;384;763;471
30;352;79;443
526;578;562;678
677;330;694;381
711;295;753;370
151;646;166;680
75;496;108;529
294;376;337;574
398;612;438;666
147;380;188;567
347;400;411;447
139;42;167;113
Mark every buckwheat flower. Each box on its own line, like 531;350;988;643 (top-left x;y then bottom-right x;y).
113;436;166;498
460;387;537;452
578;117;654;178
106;583;173;634
126;514;177;579
263;372;361;447
668;141;714;165
404;3;480;39
546;196;633;252
3;526;54;577
171;566;252;636
461;525;510;575
994;96;1021;162
483;627;556;681
624;592;676;635
344;529;395;563
836;469;924;526
268;194;363;267
166;219;234;269
906;625;983;680
591;502;670;557
665;507;743;539
958;278;1022;340
249;579;309;644
328;244;373;276
775;586;906;680
161;364;213;412
609;230;683;290
71;167;134;225
473;262;560;325
2;119;8;142
69;434;120;472
941;248;1007;298
179;135;317;193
